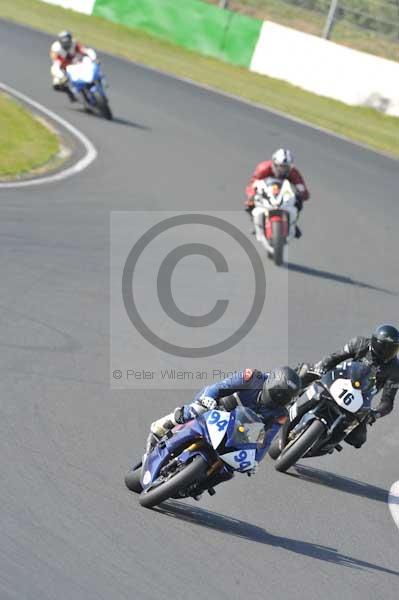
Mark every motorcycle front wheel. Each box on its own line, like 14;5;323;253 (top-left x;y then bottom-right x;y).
268;436;282;460
93;91;113;120
271;220;285;266
139;455;208;509
275;419;325;473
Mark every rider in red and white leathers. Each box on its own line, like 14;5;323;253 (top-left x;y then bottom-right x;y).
245;149;310;238
50;31;96;101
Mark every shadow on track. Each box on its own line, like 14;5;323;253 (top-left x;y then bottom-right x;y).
73;108;151;130
108;117;151;131
155;501;398;575
285;262;396;295
287;464;389;504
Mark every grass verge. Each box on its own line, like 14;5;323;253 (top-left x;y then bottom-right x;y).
0;92;60;178
1;0;398;158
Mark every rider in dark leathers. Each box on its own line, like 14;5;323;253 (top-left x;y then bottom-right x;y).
310;324;399;448
147;366;301;453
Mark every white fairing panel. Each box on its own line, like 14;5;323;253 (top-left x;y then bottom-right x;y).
67;59;95;83
206;411;231;450
143;470;152;486
330;379;364;413
221;449;257;472
289;401;298;420
306;384;316;400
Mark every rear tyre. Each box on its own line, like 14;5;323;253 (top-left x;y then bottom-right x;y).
139;455;208;509
125;467;143;493
271;220;284;266
275;419;325;473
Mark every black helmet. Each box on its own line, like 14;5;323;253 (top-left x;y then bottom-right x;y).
58;31;73;52
260;366;301;409
371;324;399;362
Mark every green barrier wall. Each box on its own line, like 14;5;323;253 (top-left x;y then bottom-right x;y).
93;0;262;67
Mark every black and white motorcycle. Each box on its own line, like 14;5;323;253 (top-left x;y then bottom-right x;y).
268;361;377;472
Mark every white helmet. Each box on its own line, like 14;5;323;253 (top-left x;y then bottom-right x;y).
58;30;75;53
272;148;293;178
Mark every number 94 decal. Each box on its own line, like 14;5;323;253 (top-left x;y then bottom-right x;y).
208;410;229;432
234;449;251;471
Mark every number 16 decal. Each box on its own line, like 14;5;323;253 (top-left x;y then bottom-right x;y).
338;388;354;405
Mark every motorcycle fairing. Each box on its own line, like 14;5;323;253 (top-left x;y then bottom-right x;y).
67;60;105;102
221;449;257;472
140;416;220;491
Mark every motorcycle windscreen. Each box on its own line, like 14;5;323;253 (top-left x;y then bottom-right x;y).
225;406;266;449
67;59;95;84
321;361;376;412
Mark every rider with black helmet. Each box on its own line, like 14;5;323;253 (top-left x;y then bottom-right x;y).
311;324;399;448
147;366;301;453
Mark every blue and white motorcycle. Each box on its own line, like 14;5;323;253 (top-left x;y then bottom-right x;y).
125;400;277;509
66;55;112;120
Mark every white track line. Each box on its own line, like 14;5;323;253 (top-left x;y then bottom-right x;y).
388;480;399;531
0;82;97;188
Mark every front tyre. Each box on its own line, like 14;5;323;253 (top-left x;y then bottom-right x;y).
93;91;113;120
139;455;208;509
275;419;325;473
271;220;285;266
268;436;282;460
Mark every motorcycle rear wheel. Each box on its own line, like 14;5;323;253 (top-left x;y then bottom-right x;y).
139;455;208;509
275;419;325;473
125;466;143;493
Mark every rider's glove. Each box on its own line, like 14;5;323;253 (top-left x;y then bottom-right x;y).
367;409;381;425
245;197;255;210
246;463;258;476
312;362;326;377
85;48;97;62
199;396;217;411
295;194;303;212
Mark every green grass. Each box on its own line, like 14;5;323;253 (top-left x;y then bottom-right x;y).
206;0;399;61
1;0;398;158
0;92;59;177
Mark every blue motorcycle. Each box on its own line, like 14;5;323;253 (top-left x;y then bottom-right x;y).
66;56;112;120
125;401;276;509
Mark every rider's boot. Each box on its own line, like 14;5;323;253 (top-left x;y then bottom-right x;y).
145;431;160;454
150;410;179;438
64;86;77;103
295;225;302;239
145;407;185;453
244;203;256;234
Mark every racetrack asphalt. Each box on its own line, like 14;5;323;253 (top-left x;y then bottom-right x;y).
1;19;398;600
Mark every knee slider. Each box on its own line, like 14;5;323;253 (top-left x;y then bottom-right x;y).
173;407;185;424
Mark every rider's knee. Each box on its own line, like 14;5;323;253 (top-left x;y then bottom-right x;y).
173;406;185;424
183;401;209;421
